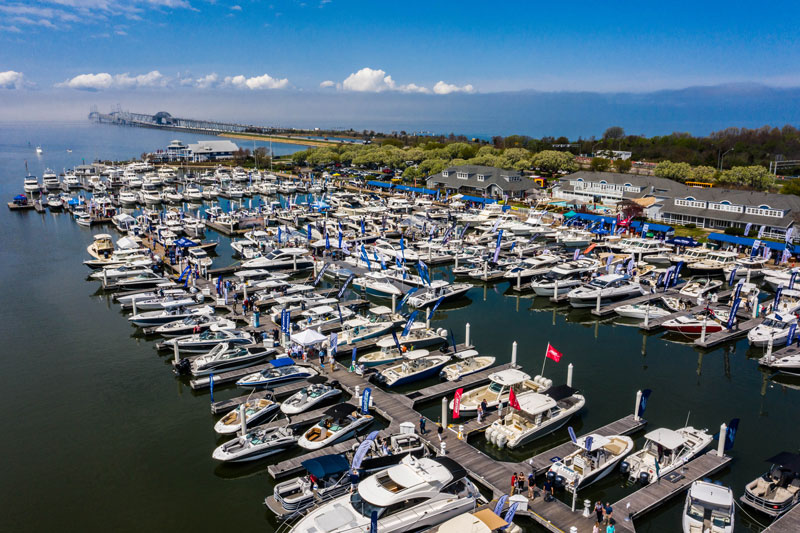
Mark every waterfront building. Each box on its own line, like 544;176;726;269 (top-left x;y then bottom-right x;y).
186;140;239;162
426;165;536;199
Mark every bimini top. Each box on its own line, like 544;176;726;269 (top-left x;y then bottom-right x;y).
577;434;611;453
403;349;431;361
766;452;800;472
644;428;686;450
454;349;480;360
488;368;531;387
369;306;393;315
545;384;579;402
324;403;357;419
516;392;557;415
301;454;350;478
268;357;295;368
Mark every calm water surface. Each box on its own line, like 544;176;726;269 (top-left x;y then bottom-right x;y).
0;123;796;532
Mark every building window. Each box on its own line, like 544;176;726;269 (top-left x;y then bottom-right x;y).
477;174;484;182
441;171;449;177
456;172;468;180
674;199;706;208
745;206;783;218
709;203;743;213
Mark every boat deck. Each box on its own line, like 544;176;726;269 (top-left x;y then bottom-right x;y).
209;381;311;414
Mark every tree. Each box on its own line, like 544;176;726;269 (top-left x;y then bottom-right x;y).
619;199;644;220
688;165;716;182
530;150;577;174
781;179;800;197
718;166;774;190
590;157;612;172
613;158;632;173
654;160;691;182
603;126;626;140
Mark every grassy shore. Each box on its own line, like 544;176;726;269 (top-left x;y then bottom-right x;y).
220;132;341;148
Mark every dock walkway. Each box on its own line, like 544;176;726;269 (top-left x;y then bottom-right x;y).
763;504;800;532
590;290;679;317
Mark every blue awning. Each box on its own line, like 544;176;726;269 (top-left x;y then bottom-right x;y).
173;237;198;247
301;454;350;477
708;233;798;253
565;212;618;225
460;195;497;204
268;357;295;368
666;237;699;247
394;184;436;195
367;180;393;189
630;221;674;234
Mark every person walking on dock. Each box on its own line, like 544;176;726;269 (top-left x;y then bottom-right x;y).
516;472;525;495
604;502;613;524
594;501;604;524
437;422;444;442
419;416;426;434
527;472;536;500
510;473;517;495
477;403;483;423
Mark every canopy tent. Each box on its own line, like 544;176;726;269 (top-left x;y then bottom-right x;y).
301;454;350;478
290;328;327;346
630;221;674;235
173;237;198;247
460;195;497;205
394;184;437;195
708;233;800;253
13;194;27;202
565;212;618;225
367;180;393;189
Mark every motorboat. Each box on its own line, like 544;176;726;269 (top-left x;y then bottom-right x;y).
280;376;342;414
348;427;427;474
214;397;281;435
297;403;373;450
351;272;404;299
42;169;59;190
748;313;798;347
670;246;711;265
502;254;561;282
86;233;115;260
687;250;738;276
621;426;713;485
485;385;585;449
764;267;800;291
163;327;252;353
740;452;800;518
357;325;447;367
723;256;769;280
23;176;40;193
548;433;635;491
236;358;318;387
75;213;94;227
439;349;496;381
407;280;472;308
433;509;522;533
63;173;81;189
119;189;139;205
549;257;600;277
241;248;314;271
758;350;800;375
115;287;186;307
128;304;214;327
89;264;152;281
101;271;169;290
374;349;451;388
449;369;551;417
682;480;735;533
153;315;234;337
334;318;395;347
676;278;723;301
123;292;204;311
567;274;645;308
530;273;583;297
265;454;353;520
662;308;731;335
290;455;480;533
614;302;671;320
298;304;355;331
212;426;296;463
46;194;63;210
183;184;203;202
180;344;276;376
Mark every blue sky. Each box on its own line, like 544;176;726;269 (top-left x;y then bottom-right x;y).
2;0;800;94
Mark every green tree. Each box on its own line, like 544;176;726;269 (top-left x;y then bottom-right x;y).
780;179;800;197
718;166;774;190
590;157;612;171
688;165;716;182
418;158;448;176
603;126;626;140
530;150;577;174
613;159;632;173
654;160;692;182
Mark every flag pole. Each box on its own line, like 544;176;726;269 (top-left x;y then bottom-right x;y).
541;343;548;376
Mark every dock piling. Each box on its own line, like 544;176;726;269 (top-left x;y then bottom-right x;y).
465;323;471;347
516;270;521;291
391;294;396;314
441;397;447;428
567;363;573;387
173;342;179;365
717;422;727;458
132;298;137;316
700;315;708;344
595;291;601;313
239;403;247;436
634;390;642;421
511;341;518;368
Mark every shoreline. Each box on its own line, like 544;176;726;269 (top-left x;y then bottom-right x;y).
219;132;343;148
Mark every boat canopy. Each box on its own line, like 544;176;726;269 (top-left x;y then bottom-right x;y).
324;403;356;419
454;349;480;360
644;428;686;450
290;328;327;346
488;368;531;386
301;454;350;478
766;452;800;472
577;434;611;452
516;393;557;414
545;384;579;402
688;481;733;508
369;306;393;315
404;349;430;360
268;357;295;368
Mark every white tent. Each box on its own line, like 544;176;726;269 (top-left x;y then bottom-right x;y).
290;328;327;347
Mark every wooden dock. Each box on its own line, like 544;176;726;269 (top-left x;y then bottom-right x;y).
762;503;800;532
693;317;761;348
405;361;509;406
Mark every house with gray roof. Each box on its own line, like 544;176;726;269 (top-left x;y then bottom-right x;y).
426;165;536;199
186;140;239;162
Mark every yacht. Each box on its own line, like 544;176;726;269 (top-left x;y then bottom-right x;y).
42;169;60;190
181;344;276;376
741;452;800;518
147;312;230;335
212;426;296;463
682;480;735;533
297;404;373;450
439;350;496;381
687;250;738;276
236;358;318;388
567;274;645;308
23;176;40;193
749;313;798;347
614;301;671;320
621;426;714;485
121;292;202;311
670;246;711;265
434;509;522;533
502;255;561;282
119;189;139;205
485;385;585;449
214;397;281;435
183;184;203;202
298;304;355;331
662;308;731;335
241;248;314;271
724;256;769;280
162;327;252;353
530;273;583;297
548;433;635;491
357;326;447;367
449;369;551;417
280;376;342;415
375;349;452;387
86;233;116;261
63;173;81;189
101;271;168;290
128;304;214;327
351;272;404;299
290;455;480;533
406;280;472;308
46;194;63;210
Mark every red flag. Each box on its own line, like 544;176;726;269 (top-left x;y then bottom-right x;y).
508;388;521;410
452;388;463;419
546;343;563;363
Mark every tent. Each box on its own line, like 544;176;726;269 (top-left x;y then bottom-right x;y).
708;232;800;253
290;328;327;346
367;180;393;189
460;195;498;205
173;237;198;247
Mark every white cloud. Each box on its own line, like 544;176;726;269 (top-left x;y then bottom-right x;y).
319;80;335;88
223;73;289;90
194;73;218;88
230;4;242;10
432;81;475;95
0;25;23;33
0;70;27;89
56;70;165;90
342;67;397;92
57;72;114;90
114;70;165;88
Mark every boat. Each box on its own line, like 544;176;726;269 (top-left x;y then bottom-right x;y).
101;271;168;290
212;426;297;462
46;194;63;210
740;452;800;518
86;233;115;260
152;315;234;337
662;308;731;335
179;343;276;376
764;267;800;291
123;292;204;311
433;509;522;533
374;349;451;388
748;313;798;347
115;287;187;307
119;190;139;205
75;213;94;227
290;455;480;533
621;426;714;485
63;173;81;189
530;273;583;297
42;169;59;190
297;304;355;331
723;256;769;280
213;397;281;435
352;272;404;299
357;325;447;367
439;349;496;381
89;264;152;281
485;385;586;449
567;274;645;308
502;254;561;282
23;176;40;193
280;376;342;414
682;480;735;533
614;302;671;319
164;326;251;353
265;454;353;520
407;280;473;308
236;358;318;387
449;368;551;417
241;248;314;271
547;433;635;491
297;403;374;450
128;304;214;327
687;250;738;276
758;350;800;375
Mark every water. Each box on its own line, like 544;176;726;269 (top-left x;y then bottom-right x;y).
1;123;797;532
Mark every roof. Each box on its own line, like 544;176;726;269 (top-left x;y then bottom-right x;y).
404;349;430;360
301;454;350;478
577;434;611;452
489;368;531;386
290;328;327;346
516;392;557;414
644;427;686;449
268;357;295;368
688;481;734;508
545;384;579;402
707;233;799;253
187;140;239;154
427;165;535;193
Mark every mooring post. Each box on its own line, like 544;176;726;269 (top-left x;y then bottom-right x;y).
595;291;602;313
465;323;471;347
717;422;727;457
173;342;179;365
511;341;518;368
567;363;574;388
239;403;247;436
441;397;447;429
391;294;397;314
634;389;642;421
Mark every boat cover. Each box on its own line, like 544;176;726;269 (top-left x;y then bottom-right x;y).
268;357;296;368
301;454;350;478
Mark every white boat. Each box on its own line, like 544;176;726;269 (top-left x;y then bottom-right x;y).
152;315;234;337
119;190;139;205
682;480;735;533
183;344;276;376
548;433;635;491
567;274;645;308
23;176;40;193
63;173;81;189
212;426;297;462
183;184;203;201
502;254;561;281
357;325;447;367
621;426;713;485
101;271;168;290
280;376;342;415
407;280;472;308
614;302;671;319
86;233;116;260
485;385;585;449
352;272;404;299
241;247;314;271
549;257;600;277
687;251;738;276
749;313;798;347
530;274;583;297
265;453;353;519
741;452;800;518
439;349;496;381
128;304;214;327
46;194;63;209
764;267;800;291
297;403;373;450
290;455;480;533
434;509;522;533
164;327;251;353
214;397;281;435
42;169;60;190
236;358;318;387
375;350;451;387
449;368;551;417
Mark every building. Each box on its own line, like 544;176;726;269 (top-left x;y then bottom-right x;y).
186;140;239;162
426;165;536;199
554;170;800;241
594;150;632;160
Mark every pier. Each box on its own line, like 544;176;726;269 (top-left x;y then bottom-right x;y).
763;505;800;532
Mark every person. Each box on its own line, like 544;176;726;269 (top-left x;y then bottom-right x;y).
605;519;615;533
380;439;390;456
543;477;554;502
437;422;444;442
510;473;517;495
527;472;536;499
516;472;525;494
592;523;601;533
480;399;488;417
604;503;613;524
349;469;360;493
477;403;483;423
419;416;426;435
594;501;604;524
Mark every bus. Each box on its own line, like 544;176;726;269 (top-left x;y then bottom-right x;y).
686;181;714;188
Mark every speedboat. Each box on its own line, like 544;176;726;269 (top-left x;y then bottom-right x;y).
687;251;738;276
748;313;798;347
152;315;234;337
86;233;116;260
614;302;671;319
128;304;214;327
297;404;373;450
662;308;731;335
740;452;800;518
439;349;496;381
485;385;586;449
549;257;600;277
115;288;187;307
621;426;713;485
90;264;153;281
434;509;522;533
682;480;735;533
567;274;645;308
348;428;427;473
241;248;314;271
214;397;281;435
502;254;561;282
724;256;769;280
290;455;480;533
298;304;354;330
212;426;297;462
181;344;276;376
280;376;342;414
530;273;583;297
351;272;404;299
406;280;472;308
357;325;447;368
758;351;800;375
374;350;451;388
123;292;204;311
236;358;318;388
334;317;395;347
449;369;551;417
46;194;63;210
266;454;353;520
764;267;800;291
101;271;168;290
163;327;252;353
548;433;634;491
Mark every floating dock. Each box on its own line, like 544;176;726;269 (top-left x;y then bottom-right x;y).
762;504;800;532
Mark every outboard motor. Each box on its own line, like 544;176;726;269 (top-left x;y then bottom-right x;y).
554;475;566;489
639;471;650;485
173;358;191;376
619;461;630;475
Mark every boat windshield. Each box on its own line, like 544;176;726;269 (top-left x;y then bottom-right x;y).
488;382;504;394
762;318;788;328
350;491;385;518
